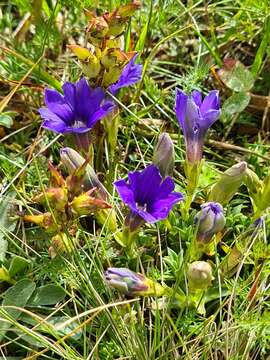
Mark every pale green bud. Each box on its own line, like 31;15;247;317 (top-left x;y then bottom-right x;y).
187;261;213;291
153;132;175;178
244;168;263;210
208;161;247;204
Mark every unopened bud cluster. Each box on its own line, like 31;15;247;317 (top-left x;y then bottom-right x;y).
68;2;140;88
23;148;111;256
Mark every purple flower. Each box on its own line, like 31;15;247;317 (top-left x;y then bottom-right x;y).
108;54;142;95
194;202;225;243
175;89;221;164
114;164;183;224
105;267;149;296
39;77;115;134
104;267;165;297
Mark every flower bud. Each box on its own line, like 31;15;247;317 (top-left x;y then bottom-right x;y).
86;13;109;39
102;67;122;88
195;202;225;243
244;168;263;210
67;45;92;61
116;1;141;17
60;147;107;200
81;55;101;79
49;232;74;258
208;161;247;204
187;261;213;291
101;49;118;69
33;187;68;212
70;190;111;216
153;132;175;178
23;212;55;231
105;267;165;297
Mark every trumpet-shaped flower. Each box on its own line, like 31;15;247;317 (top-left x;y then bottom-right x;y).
108;54;142;95
39;77;115;134
114;164;183;224
175;89;221;164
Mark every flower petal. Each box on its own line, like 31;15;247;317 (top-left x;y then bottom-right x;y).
44;89;74;123
128;165;162;205
191;90;202;107
108;54;142;95
149;193;183;221
157;177;175;199
87;100;115;128
62;82;76;109
40;108;69;133
75;77;93;120
136;209;158;223
113;179;136;209
202;109;221;127
200;90;220;115
175;88;188;132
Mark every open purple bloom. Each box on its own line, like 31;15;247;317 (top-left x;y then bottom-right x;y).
108;54;142;95
114;164;183;224
39;77;115;134
175;89;221;164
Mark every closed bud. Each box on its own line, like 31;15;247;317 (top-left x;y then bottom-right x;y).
60;147;107;200
86;14;109;39
117;1;141;17
49;232;74;258
101;48;120;69
102;66;122;87
244;168;263;209
23;212;56;231
71;189;111;216
106;21;125;37
195;202;225;243
153;132;175;178
67;45;92;61
187;261;213;291
33;187;68;212
105;267;165;297
208;161;247;204
81;55;101;79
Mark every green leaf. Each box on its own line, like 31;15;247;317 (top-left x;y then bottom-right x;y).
20;314;82;340
0;279;36;341
251;18;270;75
219;62;255;92
0;113;14;128
205;286;230;303
0;192;16;263
9;256;31;278
222;92;251;123
27;284;66;306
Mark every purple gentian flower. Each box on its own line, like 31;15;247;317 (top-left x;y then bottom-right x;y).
105;267;148;296
39;77;115;134
108;54;142;95
194;202;225;243
175;89;221;164
105;267;165;297
114;164;183;224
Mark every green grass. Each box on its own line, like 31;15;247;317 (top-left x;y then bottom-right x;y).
0;0;270;359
